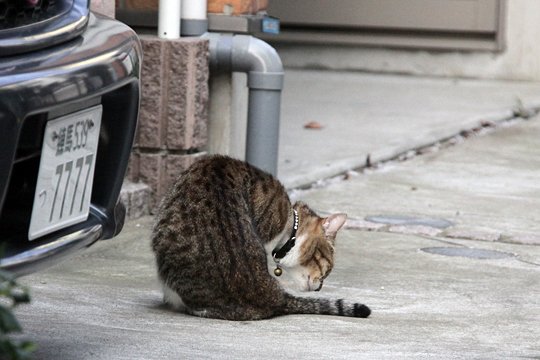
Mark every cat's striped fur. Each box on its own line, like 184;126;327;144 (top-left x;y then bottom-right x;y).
151;155;370;320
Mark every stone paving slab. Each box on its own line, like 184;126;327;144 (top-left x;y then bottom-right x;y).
293;116;540;245
14;216;540;359
278;70;540;189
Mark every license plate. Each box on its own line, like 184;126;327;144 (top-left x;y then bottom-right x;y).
28;106;103;240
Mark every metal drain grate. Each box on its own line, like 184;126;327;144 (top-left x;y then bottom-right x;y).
421;247;515;260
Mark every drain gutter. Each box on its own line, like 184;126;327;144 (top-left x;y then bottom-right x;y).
203;32;284;176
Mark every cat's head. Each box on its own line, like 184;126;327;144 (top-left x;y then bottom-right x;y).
276;202;347;292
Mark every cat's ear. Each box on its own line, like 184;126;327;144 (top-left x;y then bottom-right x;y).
322;213;347;237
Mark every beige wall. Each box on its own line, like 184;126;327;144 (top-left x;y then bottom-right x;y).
273;0;540;81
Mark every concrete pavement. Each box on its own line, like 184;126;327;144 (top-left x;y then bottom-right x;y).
14;217;540;359
278;69;540;189
13;69;540;359
293;115;540;246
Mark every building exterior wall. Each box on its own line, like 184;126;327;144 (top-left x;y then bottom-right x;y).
116;0;267;16
271;0;540;81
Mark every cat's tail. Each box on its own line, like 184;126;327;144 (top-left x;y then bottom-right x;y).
283;294;371;318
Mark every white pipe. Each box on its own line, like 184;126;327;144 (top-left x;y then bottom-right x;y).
158;0;181;39
180;0;207;36
181;0;206;20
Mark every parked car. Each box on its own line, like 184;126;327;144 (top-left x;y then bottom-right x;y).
0;0;141;276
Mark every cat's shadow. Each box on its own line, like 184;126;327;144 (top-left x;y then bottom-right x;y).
149;301;170;311
143;294;179;314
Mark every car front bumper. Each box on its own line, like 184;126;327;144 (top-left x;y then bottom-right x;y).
0;13;142;276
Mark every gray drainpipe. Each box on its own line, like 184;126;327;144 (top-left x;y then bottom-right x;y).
203;33;284;176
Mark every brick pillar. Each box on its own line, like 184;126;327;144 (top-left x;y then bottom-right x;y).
128;36;210;211
118;0;268;15
208;0;268;15
91;0;116;18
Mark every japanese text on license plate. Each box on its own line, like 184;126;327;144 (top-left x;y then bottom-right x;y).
28;106;102;240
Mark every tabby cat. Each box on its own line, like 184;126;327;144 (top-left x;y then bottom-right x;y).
151;155;371;320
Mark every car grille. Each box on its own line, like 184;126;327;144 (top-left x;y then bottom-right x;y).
0;0;65;30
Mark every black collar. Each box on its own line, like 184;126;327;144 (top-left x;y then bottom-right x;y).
272;209;299;260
